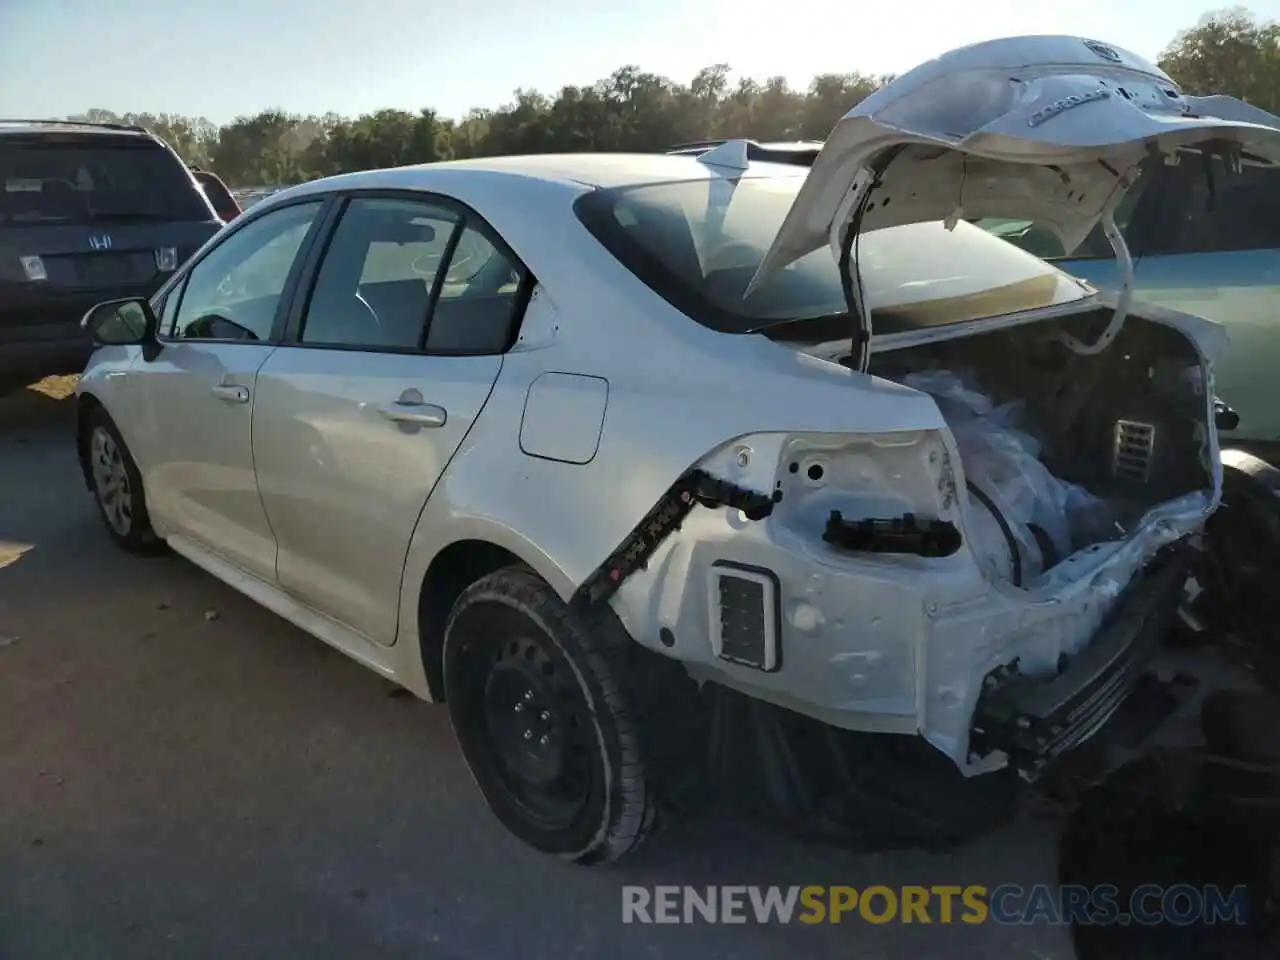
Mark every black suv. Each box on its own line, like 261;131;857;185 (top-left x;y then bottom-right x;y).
0;120;223;385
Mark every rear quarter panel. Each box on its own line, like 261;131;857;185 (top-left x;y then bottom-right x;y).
389;183;951;665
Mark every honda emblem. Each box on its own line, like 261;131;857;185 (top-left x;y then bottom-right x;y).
88;233;113;251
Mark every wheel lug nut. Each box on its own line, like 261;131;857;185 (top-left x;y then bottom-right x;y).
523;730;533;740
514;703;524;713
540;711;550;721
539;735;549;745
522;691;534;702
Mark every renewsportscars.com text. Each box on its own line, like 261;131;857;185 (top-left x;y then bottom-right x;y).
621;884;1250;926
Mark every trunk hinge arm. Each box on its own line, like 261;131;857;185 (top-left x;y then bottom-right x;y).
1057;165;1141;356
829;168;876;372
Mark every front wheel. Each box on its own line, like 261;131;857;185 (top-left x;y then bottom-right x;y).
85;407;161;553
442;566;657;864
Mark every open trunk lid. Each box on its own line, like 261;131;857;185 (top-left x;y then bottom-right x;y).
747;35;1280;359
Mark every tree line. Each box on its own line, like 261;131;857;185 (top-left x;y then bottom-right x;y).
70;8;1280;188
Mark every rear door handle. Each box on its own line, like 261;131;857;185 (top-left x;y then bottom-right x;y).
379;400;447;427
211;384;250;403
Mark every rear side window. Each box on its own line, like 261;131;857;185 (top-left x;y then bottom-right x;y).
0;136;210;225
426;225;525;353
298;196;527;354
302;198;460;349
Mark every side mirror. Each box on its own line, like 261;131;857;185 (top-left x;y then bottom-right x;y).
81;298;162;360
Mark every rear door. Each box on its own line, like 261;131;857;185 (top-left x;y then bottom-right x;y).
251;193;529;645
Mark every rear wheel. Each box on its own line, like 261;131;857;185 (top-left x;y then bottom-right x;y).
442;566;656;864
86;407;161;553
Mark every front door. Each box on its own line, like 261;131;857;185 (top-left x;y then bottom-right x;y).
251;195;526;644
134;199;327;581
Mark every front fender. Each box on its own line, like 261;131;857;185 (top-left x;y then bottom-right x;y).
75;349;143;483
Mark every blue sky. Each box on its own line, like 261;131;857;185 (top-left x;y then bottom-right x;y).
0;0;1269;124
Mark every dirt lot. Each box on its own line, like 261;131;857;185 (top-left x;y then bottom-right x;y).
0;379;1074;959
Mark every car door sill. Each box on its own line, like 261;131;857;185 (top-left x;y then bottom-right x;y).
165;533;399;679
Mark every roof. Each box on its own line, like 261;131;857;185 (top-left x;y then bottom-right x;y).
666;139;825;166
297;152;811;197
0;119;151;138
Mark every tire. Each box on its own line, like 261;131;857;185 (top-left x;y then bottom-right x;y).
85;406;162;553
1195;450;1280;686
442;565;657;864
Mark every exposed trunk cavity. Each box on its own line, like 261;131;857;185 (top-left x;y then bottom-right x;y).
866;307;1213;586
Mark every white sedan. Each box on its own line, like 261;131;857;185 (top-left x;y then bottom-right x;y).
75;35;1280;863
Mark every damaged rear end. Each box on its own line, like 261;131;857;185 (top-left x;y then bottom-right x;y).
614;298;1218;780
596;36;1280;783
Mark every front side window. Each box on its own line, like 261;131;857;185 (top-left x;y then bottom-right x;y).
154;285;181;338
576;175;1091;336
169;200;322;342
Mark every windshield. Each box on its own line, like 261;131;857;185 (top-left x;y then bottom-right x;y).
576;175;1092;336
0;138;212;225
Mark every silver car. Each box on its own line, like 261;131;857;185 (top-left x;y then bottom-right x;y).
74;35;1280;862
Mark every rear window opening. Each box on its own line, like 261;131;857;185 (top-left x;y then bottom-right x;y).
576;176;1092;337
0;136;212;225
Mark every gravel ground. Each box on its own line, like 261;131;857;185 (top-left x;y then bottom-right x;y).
0;378;1075;960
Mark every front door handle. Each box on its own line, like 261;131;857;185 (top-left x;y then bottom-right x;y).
379;400;447;427
211;384;250;403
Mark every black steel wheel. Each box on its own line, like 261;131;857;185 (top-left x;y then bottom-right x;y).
442;566;656;864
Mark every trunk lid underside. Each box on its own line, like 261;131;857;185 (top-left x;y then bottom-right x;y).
747;34;1280;357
